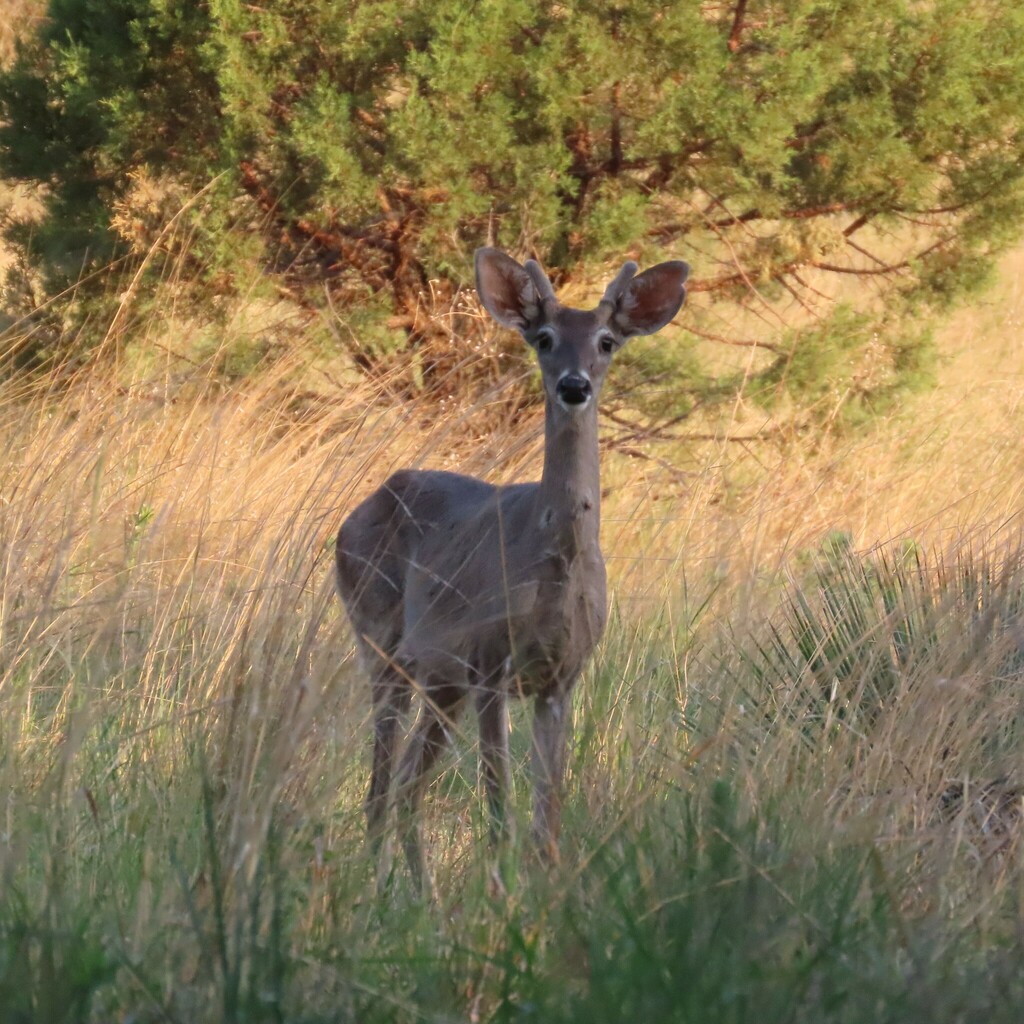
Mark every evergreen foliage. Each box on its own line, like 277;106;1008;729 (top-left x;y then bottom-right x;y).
2;0;1023;422
0;0;217;288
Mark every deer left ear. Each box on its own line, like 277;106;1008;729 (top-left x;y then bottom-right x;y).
612;261;689;338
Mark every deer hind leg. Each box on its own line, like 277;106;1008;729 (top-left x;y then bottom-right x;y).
364;652;412;865
531;688;571;863
394;678;465;896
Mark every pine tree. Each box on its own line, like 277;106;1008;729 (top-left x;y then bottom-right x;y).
2;0;1023;423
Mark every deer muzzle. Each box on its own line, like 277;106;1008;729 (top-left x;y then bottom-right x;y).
555;373;593;409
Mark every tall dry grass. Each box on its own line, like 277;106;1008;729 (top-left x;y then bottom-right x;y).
0;0;44;67
0;245;1023;1020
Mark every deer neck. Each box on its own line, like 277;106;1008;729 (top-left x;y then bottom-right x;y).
536;399;601;556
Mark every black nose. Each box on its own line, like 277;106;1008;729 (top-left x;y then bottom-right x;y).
556;373;593;406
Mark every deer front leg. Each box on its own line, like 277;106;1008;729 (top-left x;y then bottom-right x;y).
393;680;464;896
531;689;570;862
476;686;513;845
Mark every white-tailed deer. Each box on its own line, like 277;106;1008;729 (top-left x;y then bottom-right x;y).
335;248;689;893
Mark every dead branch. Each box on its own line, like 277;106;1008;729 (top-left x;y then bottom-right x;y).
685;324;784;355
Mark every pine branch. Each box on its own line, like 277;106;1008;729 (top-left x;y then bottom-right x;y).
727;0;749;53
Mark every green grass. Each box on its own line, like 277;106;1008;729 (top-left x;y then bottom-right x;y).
2;608;1022;1024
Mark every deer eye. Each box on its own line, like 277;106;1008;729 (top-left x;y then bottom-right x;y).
535;329;555;353
598;334;616;354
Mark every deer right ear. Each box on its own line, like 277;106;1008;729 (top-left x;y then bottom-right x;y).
612;261;689;338
475;248;542;333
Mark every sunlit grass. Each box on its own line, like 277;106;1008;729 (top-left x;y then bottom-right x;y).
0;246;1023;1020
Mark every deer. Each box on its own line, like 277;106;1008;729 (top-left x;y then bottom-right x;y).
335;247;689;894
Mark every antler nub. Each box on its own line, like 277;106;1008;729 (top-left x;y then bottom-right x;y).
524;259;557;310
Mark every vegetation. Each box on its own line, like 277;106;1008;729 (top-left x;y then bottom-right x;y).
2;3;1024;1020
1;245;1024;1018
2;0;1024;426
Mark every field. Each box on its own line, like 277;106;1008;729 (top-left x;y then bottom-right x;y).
2;246;1024;1022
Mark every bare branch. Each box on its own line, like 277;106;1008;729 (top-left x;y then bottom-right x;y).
812;234;950;276
777;274;817;315
788;271;832;305
843;237;890;267
843;213;872;237
608;425;781;446
706;201;869;230
810;260;910;276
685;324;784;355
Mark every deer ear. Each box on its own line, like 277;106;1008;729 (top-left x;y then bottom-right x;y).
475;248;542;332
612;261;689;338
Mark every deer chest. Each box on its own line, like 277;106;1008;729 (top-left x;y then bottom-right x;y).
506;548;608;688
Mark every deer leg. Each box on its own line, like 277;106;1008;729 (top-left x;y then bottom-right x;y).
531;689;571;862
476;686;514;845
394;680;464;895
366;663;411;861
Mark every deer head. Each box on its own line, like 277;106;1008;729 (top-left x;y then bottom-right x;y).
475;248;690;413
